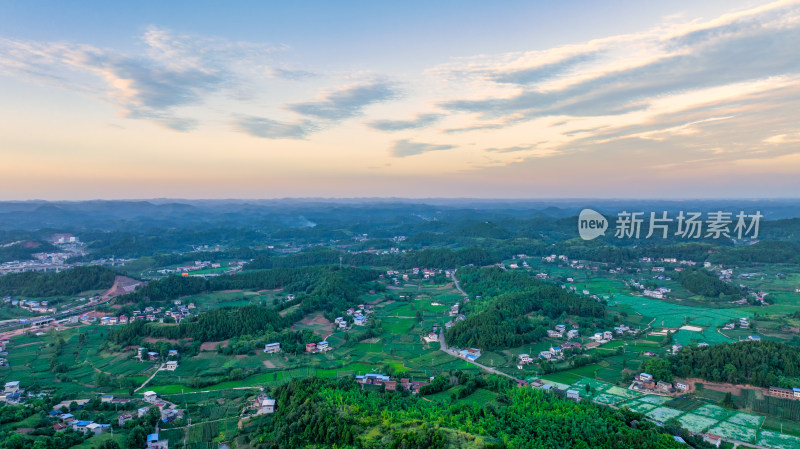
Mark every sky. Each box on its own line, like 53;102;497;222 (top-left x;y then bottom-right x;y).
1;0;799;200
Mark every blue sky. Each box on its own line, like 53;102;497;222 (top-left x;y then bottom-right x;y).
1;0;799;199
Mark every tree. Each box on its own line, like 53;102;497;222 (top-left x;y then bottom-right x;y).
97;440;121;449
126;426;148;449
721;392;737;409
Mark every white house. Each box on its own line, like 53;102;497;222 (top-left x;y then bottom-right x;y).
566;389;581;401
255;396;276;415
143;391;158;403
4;381;20;394
423;332;439;343
518;354;532;364
264;342;281;353
165;361;178;371
86;423;110;434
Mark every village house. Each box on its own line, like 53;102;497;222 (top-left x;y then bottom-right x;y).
118;413;134;426
53;423;67;432
165;361;178;371
547;329;563;338
73;421;93;433
264;342;281;353
146;433;169;449
675;382;688;391
566;389;581;401
101;394;114;403
316;341;330;352
768;386;797;399
305;343;317;353
168;349;179;358
4;381;20;394
567;329;579;339
656;381;673;393
86;423;110;434
423;332;439;343
356;373;390;385
702;433;722;448
254;395;276;414
143;391;158;403
518;354;532;364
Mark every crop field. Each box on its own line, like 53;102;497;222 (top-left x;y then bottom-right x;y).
605;294;749;345
568;378;790;444
592;393;628;405
693;404;735;420
646;406;684;423
677;413;718;433
757;430;800;449
664;396;706;411
621;400;658;414
707;420;759;443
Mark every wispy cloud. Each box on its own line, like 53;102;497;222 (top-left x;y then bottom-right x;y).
0;26;276;130
391;139;455;158
236;116;316;139
288;81;399;121
269;67;318;80
436;2;800;125
367;113;443;131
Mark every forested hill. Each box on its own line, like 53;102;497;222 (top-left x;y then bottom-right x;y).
114;265;380;308
678;268;742;299
108;266;380;348
668;340;800;388
445;267;605;350
246;377;687;449
0;265;118;297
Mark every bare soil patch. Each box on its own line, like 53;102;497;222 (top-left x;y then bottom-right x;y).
144;337;184;344
200;340;229;351
681;378;769;396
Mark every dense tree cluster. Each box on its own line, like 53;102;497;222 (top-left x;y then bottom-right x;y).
0;265;117;297
109;266;378;348
668;340;800;387
248;376;686;449
446;267;605;349
678;268;741;299
0;240;56;263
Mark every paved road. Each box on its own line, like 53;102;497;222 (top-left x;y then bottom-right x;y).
135;363;165;392
437;327;519;381
451;269;467;297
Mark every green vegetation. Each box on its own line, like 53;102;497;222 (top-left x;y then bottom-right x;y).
246;376;686;449
678;268;742;299
445;267;604;349
669;341;800;388
0;266;118;297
